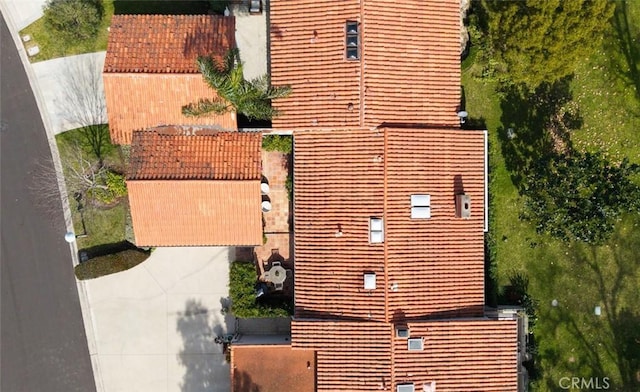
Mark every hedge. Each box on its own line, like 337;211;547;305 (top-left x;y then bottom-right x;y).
75;248;150;280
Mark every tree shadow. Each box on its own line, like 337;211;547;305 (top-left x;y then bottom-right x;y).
176;299;236;392
233;370;261;392
497;78;579;190
541;216;640;390
606;1;640;102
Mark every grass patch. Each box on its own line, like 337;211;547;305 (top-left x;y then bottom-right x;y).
20;0;114;62
75;244;150;280
56;126;129;250
464;2;640;390
229;261;292;318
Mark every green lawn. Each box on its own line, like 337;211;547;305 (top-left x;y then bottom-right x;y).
463;1;640;390
20;0;114;62
19;0;222;62
56;127;128;251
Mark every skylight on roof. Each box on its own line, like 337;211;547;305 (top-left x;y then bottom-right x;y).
397;384;415;392
411;194;431;219
370;217;384;243
345;21;360;60
408;338;423;351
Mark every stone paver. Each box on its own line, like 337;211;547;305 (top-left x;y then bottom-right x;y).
256;150;292;263
85;246;235;392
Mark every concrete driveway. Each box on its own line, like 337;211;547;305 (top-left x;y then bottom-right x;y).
85;246;235;392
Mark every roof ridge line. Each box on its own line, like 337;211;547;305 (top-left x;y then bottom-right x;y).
383;128;395;387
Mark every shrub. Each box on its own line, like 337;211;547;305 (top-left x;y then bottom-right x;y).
105;171;127;198
43;0;103;41
209;0;230;14
75;248;150;280
229;261;292;318
262;135;292;154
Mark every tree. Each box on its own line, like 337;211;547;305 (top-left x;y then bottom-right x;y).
483;0;615;90
521;151;640;244
57;55;111;165
182;49;291;120
43;0;103;41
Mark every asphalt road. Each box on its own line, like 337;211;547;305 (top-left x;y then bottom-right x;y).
1;15;96;392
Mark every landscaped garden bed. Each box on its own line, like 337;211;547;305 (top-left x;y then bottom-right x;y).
229;261;293;318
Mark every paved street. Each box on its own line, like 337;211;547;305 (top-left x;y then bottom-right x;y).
0;14;96;392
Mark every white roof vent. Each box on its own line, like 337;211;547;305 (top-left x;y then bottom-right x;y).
408;338;423;351
369;217;384;243
411;194;431;219
397;384;415;392
423;381;436;392
364;272;376;290
455;193;471;219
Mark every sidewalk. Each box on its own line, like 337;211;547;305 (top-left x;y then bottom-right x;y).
1;0;45;30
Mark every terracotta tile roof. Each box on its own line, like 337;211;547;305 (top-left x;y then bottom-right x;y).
291;320;392;391
291;319;517;392
270;0;461;130
293;128;486;321
104;73;236;145
127;180;262;246
393;320;519;391
104;15;235;73
231;345;315;392
126;129;262;246
127;128;262;181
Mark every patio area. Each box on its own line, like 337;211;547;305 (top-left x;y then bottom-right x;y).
257;149;292;264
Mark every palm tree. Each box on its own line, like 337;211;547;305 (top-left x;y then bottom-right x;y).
182;48;291;120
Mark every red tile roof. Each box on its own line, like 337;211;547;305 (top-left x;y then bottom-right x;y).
270;0;461;130
231;345;315;392
103;15;237;144
393;320;519;391
293;128;486;321
127;128;262;181
291;319;518;391
126;129;262;247
127;180;262;247
291;321;392;391
104;15;235;73
104;72;237;145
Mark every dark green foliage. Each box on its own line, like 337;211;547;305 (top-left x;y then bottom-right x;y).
113;0;210;15
75;247;150;280
208;0;230;14
229;261;292;318
261;135;292;154
43;0;103;41
483;0;615;90
183;49;291;120
521;151;640;244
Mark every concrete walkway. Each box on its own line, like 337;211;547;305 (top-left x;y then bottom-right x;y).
231;1;268;81
85;246;235;392
32;52;106;135
1;0;45;30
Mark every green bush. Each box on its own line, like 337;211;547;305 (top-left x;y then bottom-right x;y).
75;248;150;280
43;0;103;42
229;261;292;318
262;135;292;154
105;171;127;197
208;0;230;14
